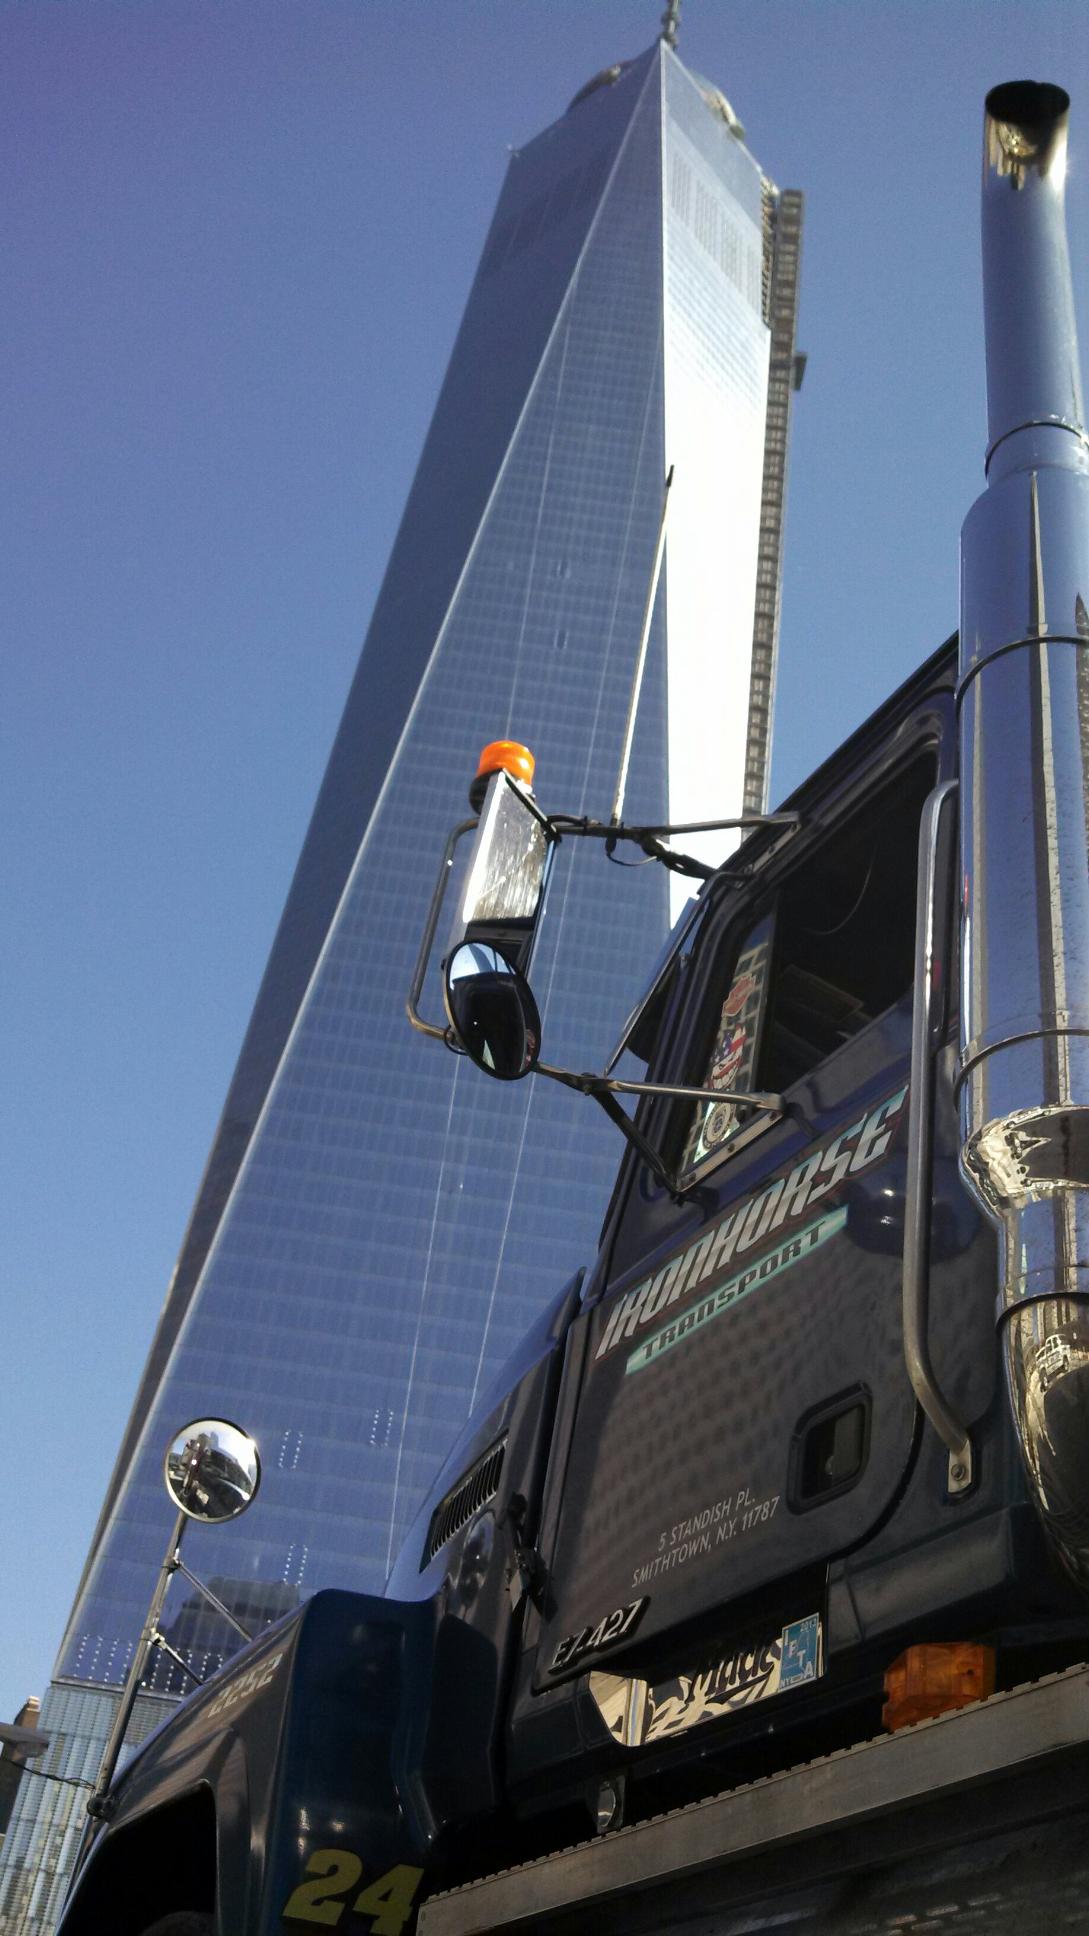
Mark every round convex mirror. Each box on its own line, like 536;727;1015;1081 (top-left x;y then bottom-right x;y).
164;1418;262;1523
444;941;542;1081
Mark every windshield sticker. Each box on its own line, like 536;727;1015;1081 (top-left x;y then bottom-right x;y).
626;1208;846;1375
681;926;772;1172
596;1085;908;1368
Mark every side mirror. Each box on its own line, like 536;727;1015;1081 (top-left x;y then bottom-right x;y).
449;766;554;977
444;941;541;1080
436;759;553;1075
409;741;789;1191
164;1418;262;1523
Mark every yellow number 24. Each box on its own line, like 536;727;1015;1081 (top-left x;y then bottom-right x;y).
283;1848;423;1935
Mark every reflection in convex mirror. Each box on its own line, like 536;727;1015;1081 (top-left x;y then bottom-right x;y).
443;940;542;1081
164;1417;262;1523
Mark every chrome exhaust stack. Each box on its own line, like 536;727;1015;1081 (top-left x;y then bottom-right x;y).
959;83;1089;1580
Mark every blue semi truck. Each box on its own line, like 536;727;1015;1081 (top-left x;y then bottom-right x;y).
57;79;1089;1936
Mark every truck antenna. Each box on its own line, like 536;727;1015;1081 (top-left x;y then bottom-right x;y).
610;464;674;829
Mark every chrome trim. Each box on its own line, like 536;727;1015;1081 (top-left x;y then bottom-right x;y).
958;81;1089;1579
902;779;972;1490
539;1066;783;1113
981;82;1084;483
406;818;478;1041
557;812;802;839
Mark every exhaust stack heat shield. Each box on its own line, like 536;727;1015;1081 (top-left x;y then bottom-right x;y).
959;81;1089;1581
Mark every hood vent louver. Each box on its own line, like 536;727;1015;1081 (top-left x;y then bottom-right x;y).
422;1437;507;1569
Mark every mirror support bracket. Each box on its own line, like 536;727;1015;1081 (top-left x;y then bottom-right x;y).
85;1534;256;1821
537;1060;783;1198
148;1628;206;1689
172;1557;254;1641
405;801;789;1182
551;810;802;881
541;1066;679;1193
86;1507;189;1822
407;811;803;1038
407;819;479;1041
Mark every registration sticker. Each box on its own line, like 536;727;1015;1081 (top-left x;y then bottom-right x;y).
780;1612;821;1690
589;1611;824;1749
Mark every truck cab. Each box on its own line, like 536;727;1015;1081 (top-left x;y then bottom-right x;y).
389;638;1086;1852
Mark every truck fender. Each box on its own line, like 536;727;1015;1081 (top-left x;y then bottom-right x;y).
58;1592;441;1936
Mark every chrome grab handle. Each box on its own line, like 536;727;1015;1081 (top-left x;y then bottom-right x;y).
901;778;973;1494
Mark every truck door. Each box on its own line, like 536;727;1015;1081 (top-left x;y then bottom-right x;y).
536;704;975;1687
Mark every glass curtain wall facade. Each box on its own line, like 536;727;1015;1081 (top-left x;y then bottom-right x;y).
0;43;801;1935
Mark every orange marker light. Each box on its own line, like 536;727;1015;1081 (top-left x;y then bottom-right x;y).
882;1641;995;1732
469;740;536;811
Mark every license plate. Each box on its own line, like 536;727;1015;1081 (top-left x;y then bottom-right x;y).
589;1612;823;1748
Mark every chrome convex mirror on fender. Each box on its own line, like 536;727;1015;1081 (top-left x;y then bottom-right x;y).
444;940;541;1080
164;1417;262;1523
87;1416;262;1823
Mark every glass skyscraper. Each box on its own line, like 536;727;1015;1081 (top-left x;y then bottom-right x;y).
0;37;800;1935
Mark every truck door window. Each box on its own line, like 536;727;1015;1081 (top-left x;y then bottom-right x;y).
762;752;935;1089
679;750;937;1180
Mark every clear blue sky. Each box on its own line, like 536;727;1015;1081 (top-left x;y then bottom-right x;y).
4;0;1088;1724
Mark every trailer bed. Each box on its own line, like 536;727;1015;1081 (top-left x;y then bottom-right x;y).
419;1662;1089;1934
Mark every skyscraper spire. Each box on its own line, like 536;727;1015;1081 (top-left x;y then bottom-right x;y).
660;0;680;49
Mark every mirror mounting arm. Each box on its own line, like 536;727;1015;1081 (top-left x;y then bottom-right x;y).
632;832;714;879
594;1086;683;1196
540;1063;682;1195
86;1506;189;1823
148;1628;207;1689
406;808;805;1042
537;1061;784;1199
548;810;802;881
172;1556;254;1641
